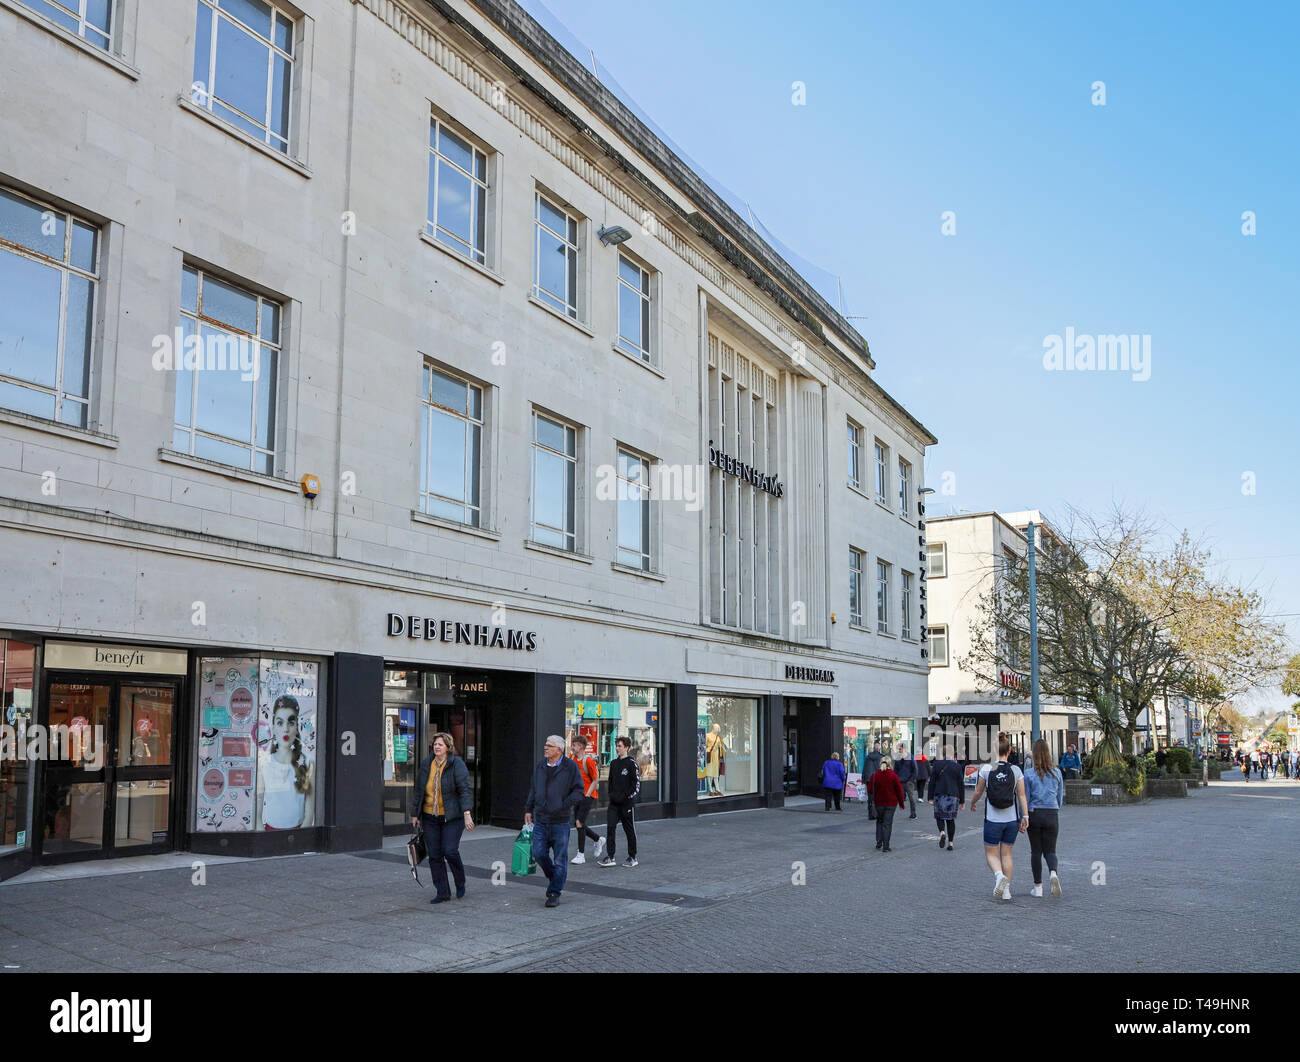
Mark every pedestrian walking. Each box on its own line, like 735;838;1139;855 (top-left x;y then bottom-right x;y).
970;736;1029;900
410;732;475;904
820;751;847;811
929;744;965;850
867;756;905;852
1024;739;1063;899
1250;748;1261;779
895;743;919;818
916;753;931;806
597;735;640;868
864;743;883;820
567;734;606;865
523;735;584;908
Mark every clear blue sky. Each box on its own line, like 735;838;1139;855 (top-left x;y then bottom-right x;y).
523;0;1300;713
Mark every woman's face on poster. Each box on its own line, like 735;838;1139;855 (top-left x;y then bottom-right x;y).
272;707;298;749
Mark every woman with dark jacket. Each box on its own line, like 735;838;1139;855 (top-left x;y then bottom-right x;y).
867;757;906;852
410;731;475;903
929;745;965;850
820;752;847;811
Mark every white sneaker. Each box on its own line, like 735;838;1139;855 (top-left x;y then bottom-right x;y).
1030;884;1043;897
993;873;1009;900
570;852;585;865
1050;872;1062;898
595;836;607;860
1002;887;1013;900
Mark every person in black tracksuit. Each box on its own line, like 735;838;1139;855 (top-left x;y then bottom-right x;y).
598;736;640;867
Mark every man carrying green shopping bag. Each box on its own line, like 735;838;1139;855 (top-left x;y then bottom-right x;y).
523;734;584;908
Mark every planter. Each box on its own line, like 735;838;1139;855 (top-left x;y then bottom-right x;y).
1065;779;1143;806
1144;777;1188;798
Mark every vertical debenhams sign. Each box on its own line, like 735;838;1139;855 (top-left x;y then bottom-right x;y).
386;613;537;652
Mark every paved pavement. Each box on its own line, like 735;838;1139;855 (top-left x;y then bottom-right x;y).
1;780;1295;973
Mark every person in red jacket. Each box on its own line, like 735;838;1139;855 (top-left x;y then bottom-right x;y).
867;757;906;852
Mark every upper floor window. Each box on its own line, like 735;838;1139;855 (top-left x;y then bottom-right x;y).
0;188;99;428
927;625;948;666
616;447;652;570
192;0;295;154
427;118;488;266
173;265;280;474
534;192;579;319
531;411;577;551
902;570;914;640
926;541;947;578
874;439;889;502
898;457;913;518
419;364;482;527
876;558;891;635
616;254;651;361
20;0;112;50
847;420;862;490
849;548;864;626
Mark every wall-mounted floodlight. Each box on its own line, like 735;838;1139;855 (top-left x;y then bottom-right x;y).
918;486;936;495
597;224;632;246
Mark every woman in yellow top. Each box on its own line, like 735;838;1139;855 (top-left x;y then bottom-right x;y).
410;732;474;903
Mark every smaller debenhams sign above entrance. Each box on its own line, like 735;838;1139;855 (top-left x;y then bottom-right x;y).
387;613;537;652
785;664;835;683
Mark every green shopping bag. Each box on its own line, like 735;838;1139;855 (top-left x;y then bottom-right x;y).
511;825;536;875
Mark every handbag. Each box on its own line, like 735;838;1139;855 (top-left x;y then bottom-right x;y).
511;825;537;875
406;828;427;887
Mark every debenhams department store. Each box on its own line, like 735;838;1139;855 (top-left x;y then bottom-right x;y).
0;586;861;880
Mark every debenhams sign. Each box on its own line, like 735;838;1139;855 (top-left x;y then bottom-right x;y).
708;440;784;498
387;613;537;652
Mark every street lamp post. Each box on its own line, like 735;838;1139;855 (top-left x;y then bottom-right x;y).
1028;521;1040;743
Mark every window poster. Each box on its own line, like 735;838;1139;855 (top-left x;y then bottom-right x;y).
256;658;318;830
196;657;258;832
697;713;708;794
194;656;320;832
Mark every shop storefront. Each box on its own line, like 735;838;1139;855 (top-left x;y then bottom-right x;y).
565;679;662;808
696;692;761;801
841;716;918;799
0;638;35;863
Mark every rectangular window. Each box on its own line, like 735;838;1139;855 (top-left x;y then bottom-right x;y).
427;118;488;266
192;0;295;153
902;570;914;640
566;681;661;805
876;559;891;634
419;364;482;526
534;192;579;319
19;0;112;50
926;541;947;578
898;457;912;518
173;265;281;475
531;410;577;551
616;447;652;571
0;188;99;428
698;694;759;799
849;548;863;626
194;656;323;832
847;420;861;490
616;254;651;361
927;625;948;666
874;440;888;502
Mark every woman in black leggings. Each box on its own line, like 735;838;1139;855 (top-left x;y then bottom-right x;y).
1024;739;1064;898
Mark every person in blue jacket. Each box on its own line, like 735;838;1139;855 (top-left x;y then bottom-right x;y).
1059;744;1082;780
821;751;847;811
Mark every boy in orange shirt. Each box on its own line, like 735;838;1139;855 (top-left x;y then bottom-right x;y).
569;735;606;864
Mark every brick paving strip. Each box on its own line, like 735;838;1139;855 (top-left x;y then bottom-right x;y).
0;781;1294;973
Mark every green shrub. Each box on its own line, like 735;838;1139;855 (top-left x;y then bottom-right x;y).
1090;760;1146;793
1165;747;1194;775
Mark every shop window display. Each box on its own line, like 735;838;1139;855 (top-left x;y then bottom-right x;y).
0;640;35;852
564;681;660;805
697;694;759;798
842;717;917;800
195;657;321;832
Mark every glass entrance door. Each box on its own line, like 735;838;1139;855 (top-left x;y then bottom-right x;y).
40;678;178;862
429;706;485;822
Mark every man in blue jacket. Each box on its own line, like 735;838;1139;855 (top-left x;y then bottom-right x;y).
525;734;585;908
